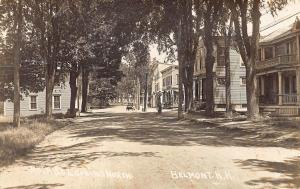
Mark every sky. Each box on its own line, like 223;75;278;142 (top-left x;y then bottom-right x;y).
149;0;300;62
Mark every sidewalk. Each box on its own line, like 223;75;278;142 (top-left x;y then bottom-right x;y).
184;112;300;148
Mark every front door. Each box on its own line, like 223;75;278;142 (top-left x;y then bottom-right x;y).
264;74;276;104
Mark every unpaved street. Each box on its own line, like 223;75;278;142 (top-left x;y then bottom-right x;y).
0;106;300;189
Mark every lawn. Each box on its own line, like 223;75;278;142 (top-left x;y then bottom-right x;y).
0;115;67;166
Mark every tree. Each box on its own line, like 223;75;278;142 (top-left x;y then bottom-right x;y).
223;18;233;117
228;0;288;119
0;0;45;106
146;0;204;117
27;0;67;119
13;0;23;127
202;0;226;116
0;0;25;127
116;63;135;103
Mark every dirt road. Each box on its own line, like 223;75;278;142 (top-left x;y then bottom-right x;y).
0;106;300;189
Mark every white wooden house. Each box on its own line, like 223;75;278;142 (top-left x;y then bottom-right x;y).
149;62;170;108
193;37;247;112
161;65;179;108
2;76;81;117
256;16;300;116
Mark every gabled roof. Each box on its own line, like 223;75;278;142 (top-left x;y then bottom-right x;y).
260;13;300;43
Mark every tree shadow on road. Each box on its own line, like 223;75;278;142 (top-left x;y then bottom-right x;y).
235;156;300;189
66;111;300;148
18;139;160;168
12;111;300;182
3;183;64;189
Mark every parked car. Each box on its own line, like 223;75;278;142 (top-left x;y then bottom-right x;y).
126;103;135;111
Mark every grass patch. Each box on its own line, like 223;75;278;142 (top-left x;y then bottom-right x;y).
0;118;66;166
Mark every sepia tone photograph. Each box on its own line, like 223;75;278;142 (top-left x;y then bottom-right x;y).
0;0;300;188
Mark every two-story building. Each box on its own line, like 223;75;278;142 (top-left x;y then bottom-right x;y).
2;76;80;117
149;61;169;108
193;37;247;111
161;65;179;108
0;60;81;117
256;16;300;116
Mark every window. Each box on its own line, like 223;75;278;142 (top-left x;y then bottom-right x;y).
163;78;166;87
292;76;297;93
30;95;37;110
216;104;226;109
216;77;226;86
53;95;61;109
258;48;262;61
54;74;61;87
217;47;225;66
199;48;204;70
242;104;247;108
176;74;179;85
166;76;172;86
264;47;274;60
240;76;246;86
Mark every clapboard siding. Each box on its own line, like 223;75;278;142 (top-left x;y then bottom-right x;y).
0;101;4;115
4;82;73;117
214;49;247;105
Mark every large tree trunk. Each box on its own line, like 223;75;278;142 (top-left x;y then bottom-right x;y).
69;70;78;118
178;59;184;119
205;56;215;116
224;20;233;117
246;61;259;119
203;4;216;116
13;0;22;128
81;65;89;112
176;0;194;116
45;63;56;119
229;0;260;120
225;43;232;116
203;32;215;115
136;78;140;110
246;0;260;119
183;82;193;112
45;2;60;120
143;73;148;112
176;19;184;119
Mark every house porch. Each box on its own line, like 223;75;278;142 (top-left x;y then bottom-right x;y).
258;69;300;116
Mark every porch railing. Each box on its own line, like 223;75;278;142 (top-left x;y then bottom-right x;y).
259;94;278;105
259;94;299;105
281;94;298;105
256;54;299;69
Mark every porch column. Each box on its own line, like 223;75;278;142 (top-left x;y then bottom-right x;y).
193;80;196;100
296;34;300;63
261;76;265;95
199;79;202;101
278;71;283;105
297;69;300;105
